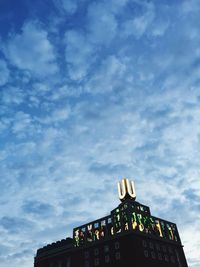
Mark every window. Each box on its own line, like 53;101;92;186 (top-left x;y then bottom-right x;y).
104;245;109;253
85;261;89;267
105;255;110;263
162;245;167;253
170;255;175;263
151;251;156;259
142;240;147;247
108;218;112;224
164;254;169;262
94;229;100;240
66;257;71;267
101;220;106;226
94;248;99;256
114;242;120;250
94;258;99;266
144;250;149;258
149;242;154;249
158;253;162;261
168;246;173;254
175;249;181;266
155;243;160;251
84;251;89;259
86;229;93;242
94;222;99;228
115;252;121;260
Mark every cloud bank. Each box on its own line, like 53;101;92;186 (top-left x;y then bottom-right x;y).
0;1;200;267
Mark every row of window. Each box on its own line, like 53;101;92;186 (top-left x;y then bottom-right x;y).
48;258;71;267
74;205;179;248
84;241;120;259
144;250;176;263
142;240;174;254
85;252;121;267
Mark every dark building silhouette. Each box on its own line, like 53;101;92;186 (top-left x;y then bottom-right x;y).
34;179;188;267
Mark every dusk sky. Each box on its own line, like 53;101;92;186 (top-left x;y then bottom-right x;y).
0;0;200;266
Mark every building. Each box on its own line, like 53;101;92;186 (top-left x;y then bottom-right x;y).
34;179;188;267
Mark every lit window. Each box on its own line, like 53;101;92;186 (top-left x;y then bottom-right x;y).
86;230;93;242
114;242;120;250
94;223;99;228
100;226;105;238
108;218;112;224
151;251;156;259
131;212;137;230
79;229;85;245
158;253;162;260
94;248;99;256
144;250;148;258
142;240;147;247
94;258;99;266
137;214;145;232
94;229;100;240
167;224;174;240
104;245;109;253
74;229;80;247
105;255;110;263
115;252;121;260
101;220;106;226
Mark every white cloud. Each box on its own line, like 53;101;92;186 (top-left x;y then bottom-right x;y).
181;0;200;14
12;112;32;133
60;0;77;14
4;22;58;78
11;112;40;139
122;2;155;38
150;23;168;39
1;87;200;267
38;106;71;124
87;2;118;45
1;87;25;105
65;30;96;80
0;59;10;86
86;55;127;93
1;1;200;267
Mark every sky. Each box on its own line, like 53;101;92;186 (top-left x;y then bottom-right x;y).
0;0;200;266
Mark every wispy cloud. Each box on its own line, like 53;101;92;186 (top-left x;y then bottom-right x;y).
0;0;199;267
65;30;96;80
3;21;58;78
0;59;10;86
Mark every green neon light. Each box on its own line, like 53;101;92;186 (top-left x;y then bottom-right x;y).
73;211;179;247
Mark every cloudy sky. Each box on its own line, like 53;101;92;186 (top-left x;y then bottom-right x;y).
0;0;200;266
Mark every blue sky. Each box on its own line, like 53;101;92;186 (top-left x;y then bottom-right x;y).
0;0;200;266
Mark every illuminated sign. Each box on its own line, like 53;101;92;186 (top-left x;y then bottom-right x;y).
118;178;136;201
73;179;180;247
73;205;179;247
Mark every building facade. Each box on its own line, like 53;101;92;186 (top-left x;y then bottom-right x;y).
34;179;188;267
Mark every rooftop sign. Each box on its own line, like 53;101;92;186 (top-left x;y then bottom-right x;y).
118;178;136;201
